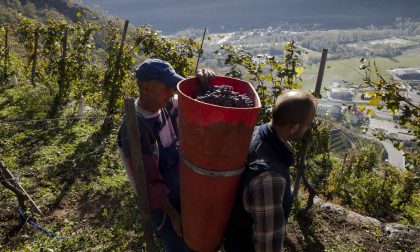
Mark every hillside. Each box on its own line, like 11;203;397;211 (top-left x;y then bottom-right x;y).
1;1;419;251
2;177;419;251
82;0;420;33
196;21;420;59
0;0;109;28
285;197;420;251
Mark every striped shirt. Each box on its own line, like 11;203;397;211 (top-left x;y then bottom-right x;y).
117;96;179;209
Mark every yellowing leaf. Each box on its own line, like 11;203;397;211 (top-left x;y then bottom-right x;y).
295;67;302;75
368;97;381;106
358;105;366;111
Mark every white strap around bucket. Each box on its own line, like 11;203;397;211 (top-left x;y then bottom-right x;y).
180;154;244;177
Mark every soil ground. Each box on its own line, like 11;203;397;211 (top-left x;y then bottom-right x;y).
1;190;418;251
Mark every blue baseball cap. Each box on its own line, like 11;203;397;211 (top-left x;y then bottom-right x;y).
135;59;184;88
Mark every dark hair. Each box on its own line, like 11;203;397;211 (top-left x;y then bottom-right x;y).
272;90;316;126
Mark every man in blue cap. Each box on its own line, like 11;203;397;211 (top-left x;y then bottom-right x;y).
117;59;214;251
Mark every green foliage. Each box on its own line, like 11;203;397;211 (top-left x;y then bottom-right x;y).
328;145;379;204
66;19;101;100
132;25;198;77
214;40;304;124
359;58;419;172
0;25;13;86
1;16;205;123
305;121;335;194
351;165;398;217
40;19;68;77
7;16;119;118
327;145;419;223
15;16;38;78
0;84;52;120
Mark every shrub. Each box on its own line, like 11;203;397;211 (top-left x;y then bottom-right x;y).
327;145;419;223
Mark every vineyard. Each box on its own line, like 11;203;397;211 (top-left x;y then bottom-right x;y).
1;3;420;252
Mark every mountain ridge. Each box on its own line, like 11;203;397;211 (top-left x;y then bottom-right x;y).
81;0;420;33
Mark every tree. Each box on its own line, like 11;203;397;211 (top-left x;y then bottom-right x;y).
359;59;419;173
23;2;37;18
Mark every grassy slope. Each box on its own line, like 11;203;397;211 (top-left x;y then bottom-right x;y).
1;86;418;251
300;47;420;92
0;83;149;250
0;110;147;250
1;11;419;249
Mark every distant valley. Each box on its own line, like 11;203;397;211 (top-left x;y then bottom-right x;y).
82;0;420;34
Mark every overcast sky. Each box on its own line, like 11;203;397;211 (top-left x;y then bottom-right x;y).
82;0;420;33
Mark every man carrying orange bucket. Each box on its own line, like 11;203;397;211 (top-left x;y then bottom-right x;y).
117;59;214;252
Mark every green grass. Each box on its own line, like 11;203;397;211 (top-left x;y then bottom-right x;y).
300;47;420;93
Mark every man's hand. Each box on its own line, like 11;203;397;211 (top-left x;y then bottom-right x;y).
196;68;215;88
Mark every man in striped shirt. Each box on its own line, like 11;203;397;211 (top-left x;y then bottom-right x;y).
118;59;214;251
224;90;317;252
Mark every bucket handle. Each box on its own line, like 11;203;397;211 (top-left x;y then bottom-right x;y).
180;154;244;177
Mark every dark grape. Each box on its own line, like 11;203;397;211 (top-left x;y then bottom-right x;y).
194;85;255;108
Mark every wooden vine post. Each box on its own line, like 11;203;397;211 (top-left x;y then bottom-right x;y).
49;27;68;118
58;27;68;108
108;20;129;116
3;25;9;85
31;28;39;86
0;162;43;215
195;27;207;72
292;49;328;208
315;49;328;94
124;98;156;252
103;20;129;132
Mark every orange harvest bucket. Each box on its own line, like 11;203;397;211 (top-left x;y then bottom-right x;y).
177;76;261;251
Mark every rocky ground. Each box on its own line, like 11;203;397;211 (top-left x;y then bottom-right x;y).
1;192;419;251
285;197;420;251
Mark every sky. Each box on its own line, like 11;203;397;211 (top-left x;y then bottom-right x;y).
82;0;420;33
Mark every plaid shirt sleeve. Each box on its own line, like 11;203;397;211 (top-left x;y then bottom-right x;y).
243;170;287;252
